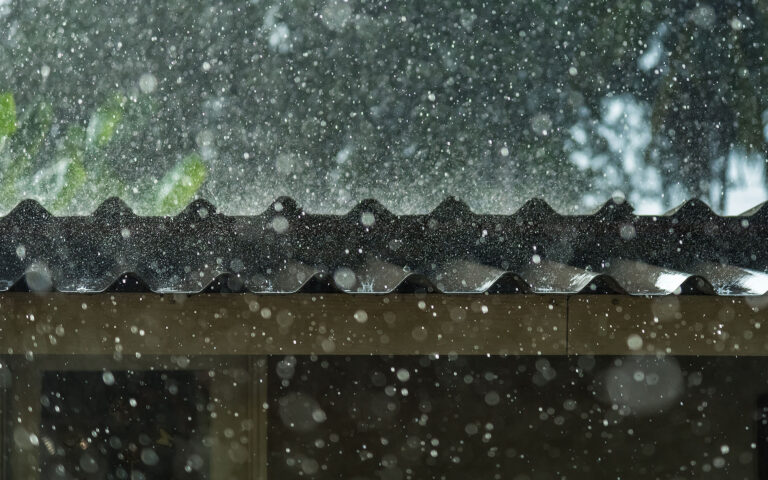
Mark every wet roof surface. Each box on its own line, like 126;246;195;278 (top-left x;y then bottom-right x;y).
1;197;767;295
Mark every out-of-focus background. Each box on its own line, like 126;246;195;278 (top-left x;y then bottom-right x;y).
0;0;766;214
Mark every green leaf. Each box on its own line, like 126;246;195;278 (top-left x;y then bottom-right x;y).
155;153;207;215
61;126;86;160
0;92;16;138
51;158;87;212
87;95;125;147
12;101;53;161
48;126;87;211
0;101;53;206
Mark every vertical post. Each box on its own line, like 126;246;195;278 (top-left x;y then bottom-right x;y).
207;357;253;480
250;356;268;480
0;358;7;480
758;394;768;480
7;358;40;480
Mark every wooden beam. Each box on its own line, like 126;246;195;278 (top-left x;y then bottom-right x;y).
4;292;768;356
0;293;567;356
568;295;768;355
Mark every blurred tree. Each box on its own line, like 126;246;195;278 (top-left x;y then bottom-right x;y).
646;2;768;209
0;0;765;213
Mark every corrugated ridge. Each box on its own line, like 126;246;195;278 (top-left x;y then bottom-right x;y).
5;195;766;219
0;197;766;295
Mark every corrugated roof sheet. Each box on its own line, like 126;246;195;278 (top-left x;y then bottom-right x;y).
1;196;767;295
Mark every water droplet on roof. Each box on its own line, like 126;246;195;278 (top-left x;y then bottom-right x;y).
270;215;289;233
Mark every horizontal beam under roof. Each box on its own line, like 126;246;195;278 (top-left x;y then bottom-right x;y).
0;293;766;356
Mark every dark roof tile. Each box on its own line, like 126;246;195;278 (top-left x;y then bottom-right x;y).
0;197;765;295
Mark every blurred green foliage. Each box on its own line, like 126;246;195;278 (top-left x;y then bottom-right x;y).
0;92;16;138
155;153;207;215
0;91;205;214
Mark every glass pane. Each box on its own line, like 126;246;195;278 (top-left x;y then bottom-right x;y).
40;370;210;480
270;355;766;478
1;355;260;480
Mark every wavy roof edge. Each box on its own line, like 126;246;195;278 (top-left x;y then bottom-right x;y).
0;267;736;296
1;196;766;219
2;196;768;296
